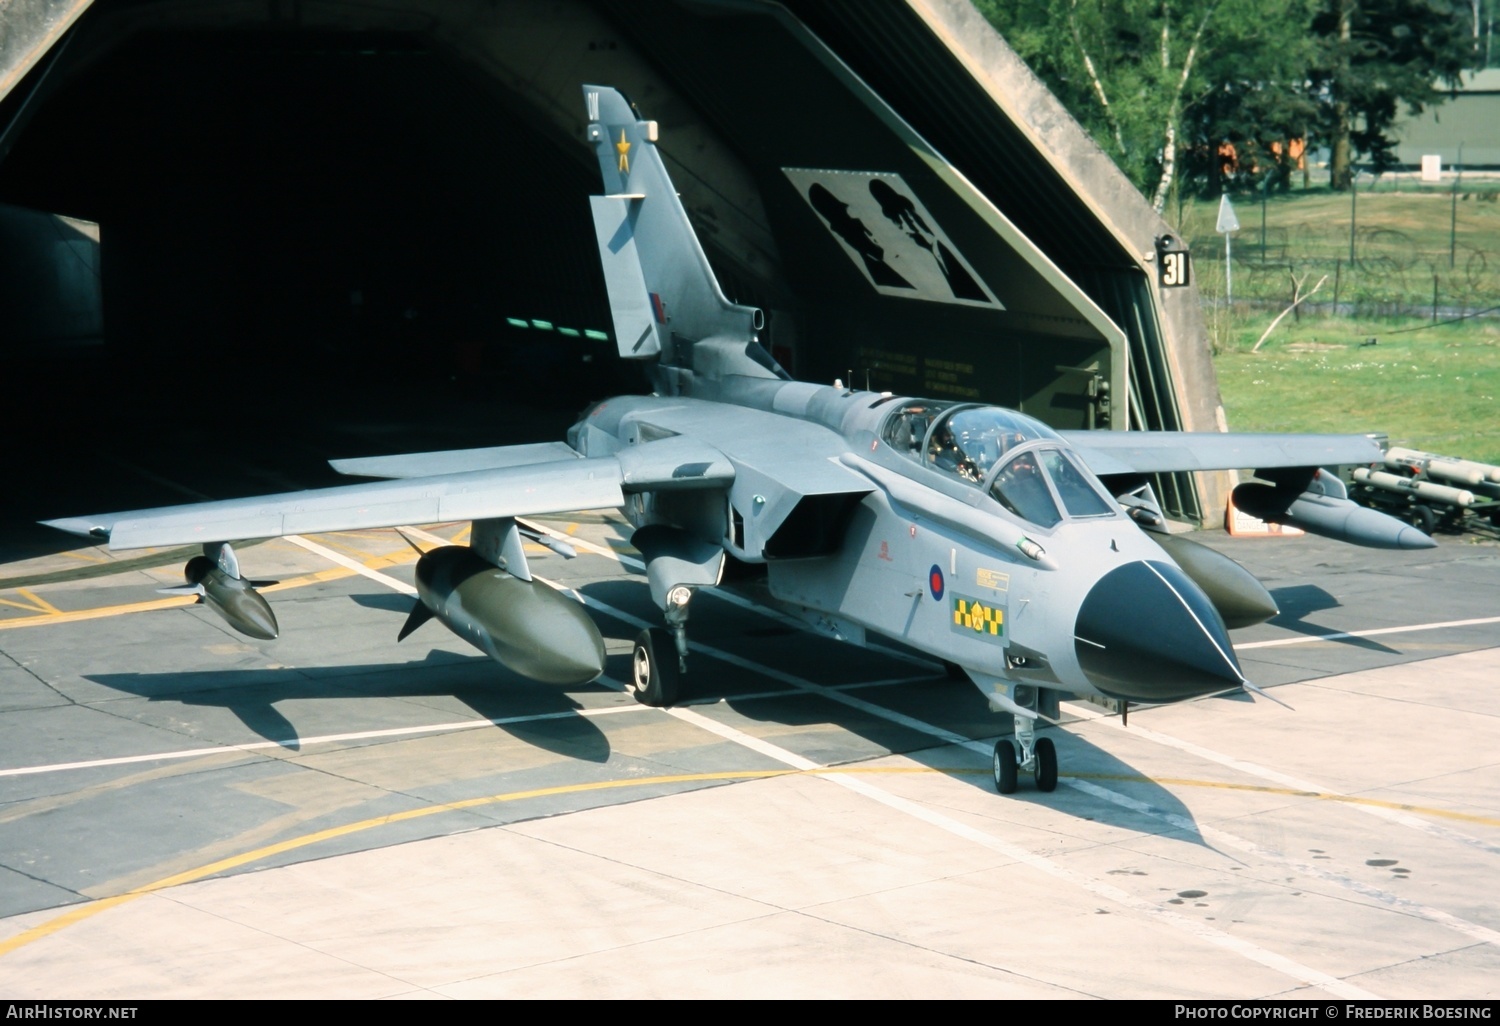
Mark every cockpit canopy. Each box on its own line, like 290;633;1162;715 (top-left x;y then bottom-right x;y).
881;401;1117;529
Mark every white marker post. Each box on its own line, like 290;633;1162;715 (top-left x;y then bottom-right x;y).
1217;194;1240;307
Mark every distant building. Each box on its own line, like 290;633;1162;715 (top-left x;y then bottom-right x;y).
1395;69;1500;169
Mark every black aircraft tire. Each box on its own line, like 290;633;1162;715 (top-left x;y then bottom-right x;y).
1411;504;1437;534
1035;736;1058;792
631;628;682;707
992;739;1018;794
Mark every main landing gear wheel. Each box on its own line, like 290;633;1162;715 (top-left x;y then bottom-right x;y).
992;739;1018;794
1034;736;1058;792
631;627;682;707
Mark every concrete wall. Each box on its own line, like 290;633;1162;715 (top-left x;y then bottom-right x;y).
0;203;102;351
906;0;1235;519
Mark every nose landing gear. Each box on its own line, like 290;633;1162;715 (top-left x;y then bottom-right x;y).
991;686;1058;794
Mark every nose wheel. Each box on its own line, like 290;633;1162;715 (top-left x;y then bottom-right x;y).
1034;736;1058;792
631;627;682;707
991;734;1058;794
992;739;1018;794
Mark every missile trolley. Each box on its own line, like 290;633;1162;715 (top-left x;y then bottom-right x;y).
1349;445;1500;536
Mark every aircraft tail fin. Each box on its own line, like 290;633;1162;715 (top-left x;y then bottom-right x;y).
583;85;767;369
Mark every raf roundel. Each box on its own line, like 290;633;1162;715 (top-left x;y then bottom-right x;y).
928;564;945;601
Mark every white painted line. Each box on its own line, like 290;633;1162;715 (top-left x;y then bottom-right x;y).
399;525;460;551
146;523;1381;993
1064;702;1500;859
664;698;1375;997
1238;614;1500;649
139;526;1442;988
502;524;1381;994
0;674;934;781
1066;777;1500;950
666;706;821;771
285;534;417;596
511;527;1485;972
0;705;650;778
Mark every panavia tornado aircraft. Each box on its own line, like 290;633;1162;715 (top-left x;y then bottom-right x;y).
45;85;1434;795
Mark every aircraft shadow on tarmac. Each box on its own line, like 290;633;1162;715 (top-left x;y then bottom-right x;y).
1268;584;1400;654
85;563;1220;846
713;682;1210;844
571;578;1213;843
83;634;1223;846
85;649;617;762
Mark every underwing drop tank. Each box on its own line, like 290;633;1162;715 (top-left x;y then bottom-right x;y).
407;546;605;685
1150;532;1279;629
163;548;278;641
1233;469;1435;550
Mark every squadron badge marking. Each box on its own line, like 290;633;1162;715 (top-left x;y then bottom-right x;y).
951;594;1004;639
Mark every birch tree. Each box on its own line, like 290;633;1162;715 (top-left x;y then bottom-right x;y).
976;0;1314;209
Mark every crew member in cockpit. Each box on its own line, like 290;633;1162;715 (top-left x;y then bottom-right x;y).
929;423;981;482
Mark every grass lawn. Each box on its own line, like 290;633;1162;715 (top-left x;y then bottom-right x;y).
1213;314;1500;465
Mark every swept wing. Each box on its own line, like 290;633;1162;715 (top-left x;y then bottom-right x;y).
1060;431;1382;477
44;438;734;551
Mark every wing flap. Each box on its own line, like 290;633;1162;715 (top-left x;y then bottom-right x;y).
329;442;582;479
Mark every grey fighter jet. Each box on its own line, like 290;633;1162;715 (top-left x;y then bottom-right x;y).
44;86;1433;795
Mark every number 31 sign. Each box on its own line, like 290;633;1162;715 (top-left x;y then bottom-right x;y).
1159;250;1190;288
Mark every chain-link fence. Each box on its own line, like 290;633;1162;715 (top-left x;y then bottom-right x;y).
1175;179;1500;332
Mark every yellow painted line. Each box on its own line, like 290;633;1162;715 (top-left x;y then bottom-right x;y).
0;593;202;628
0;769;797;957
303;534;379;561
16;589;60;615
0;544;422;630
0;596;50;614
3;763;1493;960
1069;772;1500;828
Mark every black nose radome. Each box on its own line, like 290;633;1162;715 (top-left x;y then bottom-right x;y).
1074;560;1245;703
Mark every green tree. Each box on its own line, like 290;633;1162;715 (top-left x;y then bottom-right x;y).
1311;0;1472;190
975;0;1315;211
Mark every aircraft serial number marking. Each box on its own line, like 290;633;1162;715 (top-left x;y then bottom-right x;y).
975;568;1009;592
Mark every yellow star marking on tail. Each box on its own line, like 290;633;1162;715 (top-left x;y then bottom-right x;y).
616;128;631;173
